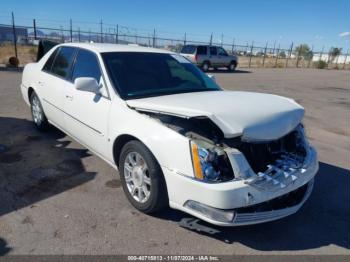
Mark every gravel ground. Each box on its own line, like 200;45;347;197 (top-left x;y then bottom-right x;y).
0;68;349;255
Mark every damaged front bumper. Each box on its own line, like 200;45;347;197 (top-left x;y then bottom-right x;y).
165;146;318;226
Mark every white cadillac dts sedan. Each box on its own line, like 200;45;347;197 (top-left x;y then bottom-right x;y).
21;43;319;226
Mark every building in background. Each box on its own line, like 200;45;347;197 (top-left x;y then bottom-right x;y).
0;25;28;44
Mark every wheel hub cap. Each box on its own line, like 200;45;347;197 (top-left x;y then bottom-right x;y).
132;166;144;187
31;96;42;125
124;152;151;203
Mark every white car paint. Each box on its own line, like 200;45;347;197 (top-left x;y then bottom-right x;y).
21;43;318;226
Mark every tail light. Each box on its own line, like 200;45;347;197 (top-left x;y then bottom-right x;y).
194;54;198;61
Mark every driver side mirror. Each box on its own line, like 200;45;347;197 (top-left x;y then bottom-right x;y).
74;77;100;94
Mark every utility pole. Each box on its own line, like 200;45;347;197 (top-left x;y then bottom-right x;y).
285;42;293;68
272;40;276;56
275;44;280;67
100;19;103;43
248;41;254;68
69;19;73;42
152;29;156;47
33;19;37;40
221;33;223;47
116;24;119;44
296;45;301;68
262;42;268;67
184;32;186;46
60;26;64;42
209;33;213;45
327;48;331;68
78;27;81;42
231;38;235;54
11;12;18;60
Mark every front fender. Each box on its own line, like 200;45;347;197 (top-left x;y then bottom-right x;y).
108;101;194;178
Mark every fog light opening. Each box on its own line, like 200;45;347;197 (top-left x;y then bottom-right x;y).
184;200;235;223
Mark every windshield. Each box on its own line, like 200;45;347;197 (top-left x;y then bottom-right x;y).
102;52;221;99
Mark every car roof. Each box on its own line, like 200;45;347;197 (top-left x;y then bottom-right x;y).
58;42;174;54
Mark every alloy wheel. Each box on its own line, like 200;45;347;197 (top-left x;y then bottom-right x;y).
31;96;43;125
123;151;152;203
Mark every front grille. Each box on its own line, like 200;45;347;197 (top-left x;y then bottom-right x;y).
236;129;307;174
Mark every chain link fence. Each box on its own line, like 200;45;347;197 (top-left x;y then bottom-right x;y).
1;16;349;70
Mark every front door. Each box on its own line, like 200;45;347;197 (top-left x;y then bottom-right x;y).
217;47;231;67
209;46;219;67
63;49;111;157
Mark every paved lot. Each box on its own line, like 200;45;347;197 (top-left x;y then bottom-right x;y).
0;68;349;255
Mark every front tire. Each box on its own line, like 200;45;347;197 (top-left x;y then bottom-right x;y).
119;140;168;213
228;61;237;72
30;92;49;131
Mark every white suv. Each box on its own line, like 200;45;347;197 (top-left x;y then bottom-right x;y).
21;43;318;226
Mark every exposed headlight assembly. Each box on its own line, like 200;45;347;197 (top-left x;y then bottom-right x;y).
190;140;234;182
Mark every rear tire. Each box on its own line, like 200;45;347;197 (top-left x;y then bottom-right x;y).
202;61;210;72
30;92;49;131
119;140;168;214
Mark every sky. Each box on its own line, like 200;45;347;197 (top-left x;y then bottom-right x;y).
1;0;350;51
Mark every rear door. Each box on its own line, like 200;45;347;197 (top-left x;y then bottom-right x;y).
196;45;208;65
209;46;219;66
40;46;77;130
63;49;111;157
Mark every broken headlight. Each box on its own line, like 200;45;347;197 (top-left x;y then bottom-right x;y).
190;141;234;182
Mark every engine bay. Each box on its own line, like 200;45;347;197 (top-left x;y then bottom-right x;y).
141;111;308;183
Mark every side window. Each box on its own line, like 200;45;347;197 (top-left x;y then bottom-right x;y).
196;46;207;55
51;47;76;79
42;48;58;72
218;47;228;56
210;47;217;55
72;49;102;83
181;45;196;54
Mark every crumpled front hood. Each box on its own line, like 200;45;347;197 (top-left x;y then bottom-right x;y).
126;91;304;141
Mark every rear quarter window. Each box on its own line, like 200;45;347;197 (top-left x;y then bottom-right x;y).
181;45;196;54
42;48;58;72
196;46;207;55
51;47;76;79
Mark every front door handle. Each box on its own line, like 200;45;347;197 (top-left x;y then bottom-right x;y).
65;95;73;101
